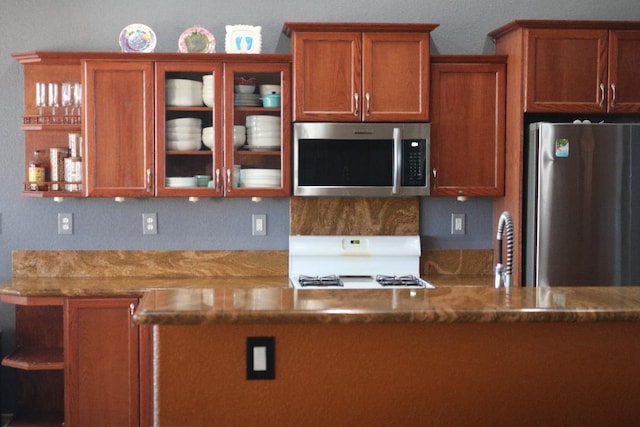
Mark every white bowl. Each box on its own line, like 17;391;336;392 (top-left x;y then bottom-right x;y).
167;139;202;151
167;88;203;106
166;79;202;89
233;133;246;147
202;75;213;84
246;115;280;124
202;93;214;107
167;117;202;128
202;135;214;149
259;85;281;96
235;84;255;94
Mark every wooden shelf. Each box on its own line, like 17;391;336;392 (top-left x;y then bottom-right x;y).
2;347;64;371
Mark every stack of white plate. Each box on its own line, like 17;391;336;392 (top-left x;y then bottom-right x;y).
245;115;280;150
166;118;202;151
235;93;260;106
239;168;281;188
166;79;203;106
202;75;214;107
166;176;197;188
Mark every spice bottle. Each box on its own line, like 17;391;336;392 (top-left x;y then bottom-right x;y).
28;149;48;191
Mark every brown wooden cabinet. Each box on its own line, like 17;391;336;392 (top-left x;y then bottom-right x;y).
14;52;292;199
84;60;155;197
0;295;65;424
509;24;640;113
283;23;438;122
429;55;506;197
489;20;640;284
1;295;151;426
65;297;149;427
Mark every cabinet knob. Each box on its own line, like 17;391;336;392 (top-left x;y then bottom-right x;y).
129;303;136;328
610;83;617;108
353;93;359;116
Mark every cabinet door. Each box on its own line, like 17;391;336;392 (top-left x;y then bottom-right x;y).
224;62;292;197
430;58;506;197
363;32;430;121
608;30;640;113
65;298;140;427
525;29;609;112
155;62;223;197
292;32;361;121
84;61;154;197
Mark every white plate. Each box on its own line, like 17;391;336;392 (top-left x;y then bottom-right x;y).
119;24;157;53
225;25;262;54
178;26;216;53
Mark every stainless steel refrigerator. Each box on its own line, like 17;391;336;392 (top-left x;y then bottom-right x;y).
525;121;640;287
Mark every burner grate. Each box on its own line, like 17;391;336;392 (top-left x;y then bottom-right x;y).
298;275;344;287
376;275;424;287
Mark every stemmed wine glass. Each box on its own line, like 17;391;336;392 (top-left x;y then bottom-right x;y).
72;82;82;124
48;82;59;123
35;82;46;123
61;82;73;123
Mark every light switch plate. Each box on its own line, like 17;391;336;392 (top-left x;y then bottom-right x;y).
246;336;275;380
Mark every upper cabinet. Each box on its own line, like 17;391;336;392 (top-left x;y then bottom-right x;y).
490;21;640;113
13;52;292;199
283;22;438;122
84;60;155;198
429;55;506;197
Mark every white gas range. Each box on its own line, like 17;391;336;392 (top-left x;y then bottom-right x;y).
289;235;434;289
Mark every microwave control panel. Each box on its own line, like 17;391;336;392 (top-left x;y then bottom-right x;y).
402;139;427;186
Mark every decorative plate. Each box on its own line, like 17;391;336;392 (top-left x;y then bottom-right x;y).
119;23;157;53
224;25;262;54
178;26;216;53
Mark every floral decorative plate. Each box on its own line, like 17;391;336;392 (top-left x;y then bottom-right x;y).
178;26;216;53
119;23;157;53
225;25;262;54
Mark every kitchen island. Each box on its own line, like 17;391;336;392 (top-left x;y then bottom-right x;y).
135;285;640;426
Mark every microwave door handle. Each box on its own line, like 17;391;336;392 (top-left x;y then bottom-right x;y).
392;127;402;194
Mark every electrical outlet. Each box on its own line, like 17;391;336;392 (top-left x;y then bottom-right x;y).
246;336;275;380
252;214;267;236
142;213;157;235
58;213;73;235
451;213;466;235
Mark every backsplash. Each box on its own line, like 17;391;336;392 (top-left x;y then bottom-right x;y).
290;197;419;235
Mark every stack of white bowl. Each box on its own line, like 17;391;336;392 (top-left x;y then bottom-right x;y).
165;176;197;188
202;75;213;107
239;168;281;188
245;115;280;150
233;125;246;148
202;126;214;149
166;117;202;151
166;79;203;106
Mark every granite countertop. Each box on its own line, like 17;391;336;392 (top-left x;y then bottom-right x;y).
134;286;640;325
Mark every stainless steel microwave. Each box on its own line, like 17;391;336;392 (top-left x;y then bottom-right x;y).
293;122;430;197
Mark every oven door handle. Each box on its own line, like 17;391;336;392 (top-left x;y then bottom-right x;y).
392;127;402;194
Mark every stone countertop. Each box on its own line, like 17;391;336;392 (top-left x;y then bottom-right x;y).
134;286;640;325
0;276;290;298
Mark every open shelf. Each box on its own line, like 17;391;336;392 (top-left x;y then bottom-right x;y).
2;347;64;371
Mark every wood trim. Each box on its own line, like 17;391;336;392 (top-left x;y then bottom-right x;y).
283;22;439;36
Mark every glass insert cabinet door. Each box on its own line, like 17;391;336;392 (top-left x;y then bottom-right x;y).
223;62;291;198
155;62;223;197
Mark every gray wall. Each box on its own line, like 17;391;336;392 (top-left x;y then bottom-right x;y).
1;0;639;412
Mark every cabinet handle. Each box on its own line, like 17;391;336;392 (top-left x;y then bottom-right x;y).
599;83;606;108
146;169;151;192
129;303;136;328
214;169;221;192
610;83;617;108
226;168;232;192
365;92;371;116
353;93;359;116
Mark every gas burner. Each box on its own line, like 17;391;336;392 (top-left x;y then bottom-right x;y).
376;275;424;287
298;275;344;287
